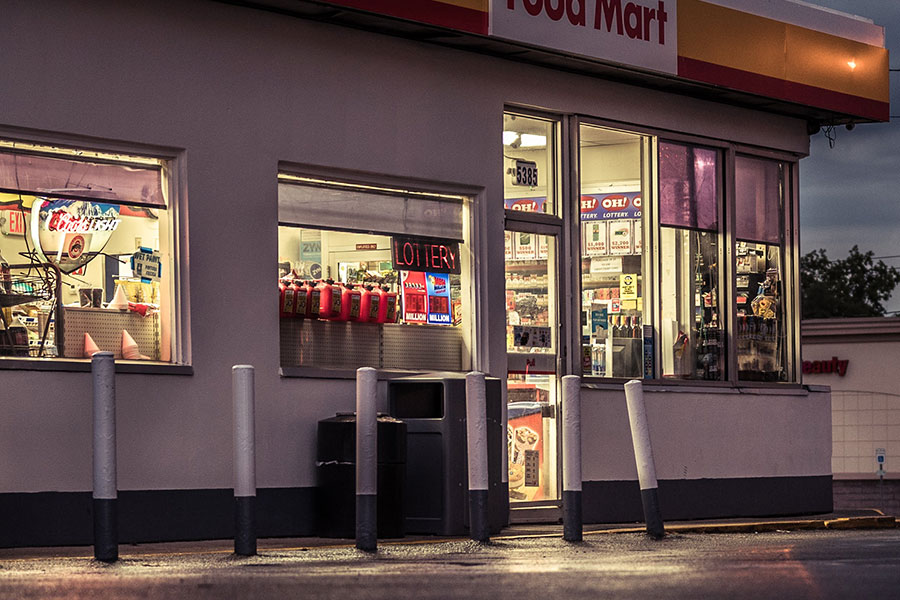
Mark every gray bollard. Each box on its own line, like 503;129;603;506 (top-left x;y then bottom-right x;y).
624;379;665;539
92;351;118;562
356;367;378;552
466;371;490;542
562;375;582;542
233;365;257;556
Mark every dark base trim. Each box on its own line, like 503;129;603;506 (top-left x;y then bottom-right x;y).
0;487;315;549
1;476;833;548
583;475;833;524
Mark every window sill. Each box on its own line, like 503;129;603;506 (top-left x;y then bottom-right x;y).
279;366;468;380
0;357;193;375
582;377;808;394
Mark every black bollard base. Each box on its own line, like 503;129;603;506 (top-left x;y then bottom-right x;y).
562;490;583;542
468;489;489;542
93;497;118;562
234;495;257;556
640;487;665;539
356;494;377;552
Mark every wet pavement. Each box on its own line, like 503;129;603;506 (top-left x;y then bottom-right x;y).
1;513;897;599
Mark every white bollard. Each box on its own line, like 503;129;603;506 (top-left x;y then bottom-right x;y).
356;367;378;552
624;379;664;539
233;365;257;556
562;375;582;541
466;372;489;542
92;351;118;562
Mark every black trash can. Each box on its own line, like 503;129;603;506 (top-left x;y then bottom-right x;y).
316;413;407;538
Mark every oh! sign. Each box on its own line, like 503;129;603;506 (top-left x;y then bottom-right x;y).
391;235;461;274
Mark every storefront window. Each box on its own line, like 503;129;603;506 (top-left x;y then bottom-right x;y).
578;125;647;378
735;156;788;382
0;140;177;363
659;142;723;380
503;113;558;216
277;175;471;372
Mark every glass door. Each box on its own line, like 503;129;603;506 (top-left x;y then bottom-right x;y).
504;230;560;507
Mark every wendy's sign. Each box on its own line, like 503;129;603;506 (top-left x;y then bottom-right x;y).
391;235;461;274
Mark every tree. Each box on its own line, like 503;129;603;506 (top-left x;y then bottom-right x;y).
800;245;900;318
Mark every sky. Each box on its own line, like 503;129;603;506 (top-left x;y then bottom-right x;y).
799;1;900;313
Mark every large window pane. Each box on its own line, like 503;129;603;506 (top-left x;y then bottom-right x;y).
735;156;788;382
278;177;471;372
578;124;646;378
0;142;176;363
503;113;558;216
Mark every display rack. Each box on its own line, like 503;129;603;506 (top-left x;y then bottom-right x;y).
0;263;63;358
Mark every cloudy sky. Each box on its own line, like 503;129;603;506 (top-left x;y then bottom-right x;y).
799;1;900;312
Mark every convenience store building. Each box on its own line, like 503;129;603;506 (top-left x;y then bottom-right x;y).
0;0;890;545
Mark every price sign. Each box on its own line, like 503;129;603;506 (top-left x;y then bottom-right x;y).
512;160;538;187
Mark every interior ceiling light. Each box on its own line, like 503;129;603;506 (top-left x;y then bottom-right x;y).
502;131;519;145
848;60;857;70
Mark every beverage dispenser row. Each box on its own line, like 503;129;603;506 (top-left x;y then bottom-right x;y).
279;278;399;323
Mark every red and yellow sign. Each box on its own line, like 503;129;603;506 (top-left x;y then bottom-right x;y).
677;0;889;122
322;0;889;121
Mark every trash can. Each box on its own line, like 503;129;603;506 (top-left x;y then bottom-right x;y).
388;374;507;536
316;413;407;538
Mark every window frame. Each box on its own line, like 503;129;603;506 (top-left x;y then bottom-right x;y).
276;165;481;379
0;127;190;374
569;117;802;386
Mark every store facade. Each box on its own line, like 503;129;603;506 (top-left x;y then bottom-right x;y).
802;318;900;516
0;0;889;546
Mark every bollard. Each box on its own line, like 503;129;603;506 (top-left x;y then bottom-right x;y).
356;367;378;552
92;351;118;562
562;375;582;542
624;379;665;539
466;371;489;542
233;365;257;556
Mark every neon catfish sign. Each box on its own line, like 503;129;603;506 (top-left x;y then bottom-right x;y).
492;0;677;75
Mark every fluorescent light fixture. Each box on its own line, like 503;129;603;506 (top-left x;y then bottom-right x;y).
503;130;519;145
519;134;547;148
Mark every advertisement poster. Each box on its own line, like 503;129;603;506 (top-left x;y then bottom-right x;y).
608;220;633;255
504;230;515;260
400;270;427;324
425;272;451;325
582;221;608;256
514;231;537;260
580;192;641;221
508;405;544;501
504;196;547;213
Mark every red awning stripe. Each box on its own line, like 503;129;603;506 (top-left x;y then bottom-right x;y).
678;56;889;122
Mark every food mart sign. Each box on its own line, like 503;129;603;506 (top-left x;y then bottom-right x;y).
492;0;677;75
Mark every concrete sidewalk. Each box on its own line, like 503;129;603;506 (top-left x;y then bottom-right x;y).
0;509;895;561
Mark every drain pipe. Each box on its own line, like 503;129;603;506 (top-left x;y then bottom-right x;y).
624;379;665;539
